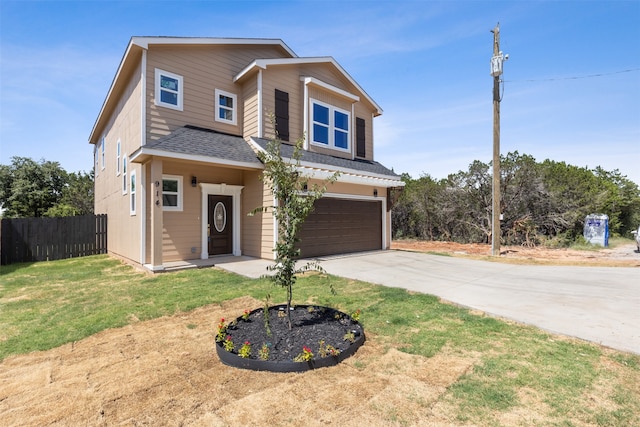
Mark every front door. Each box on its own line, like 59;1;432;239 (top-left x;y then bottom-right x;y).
208;195;233;256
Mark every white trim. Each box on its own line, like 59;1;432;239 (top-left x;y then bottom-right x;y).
132;37;297;57
199;183;243;258
302;76;359;102
303;82;309;150
140;165;146;264
214;88;237;125
162;174;183;211
257;70;263;137
141;50;147;146
155;68;183;111
129;147;263;170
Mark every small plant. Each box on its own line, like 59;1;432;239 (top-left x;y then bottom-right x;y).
258;343;270;361
351;309;361;322
223;335;234;352
307;306;315;313
334;312;342;320
263;295;271;337
293;345;314;362
238;341;251;358
318;340;341;358
278;308;287;318
241;309;251;321
215;318;227;342
343;331;355;343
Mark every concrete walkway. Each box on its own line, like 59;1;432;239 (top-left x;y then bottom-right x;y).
214;251;640;354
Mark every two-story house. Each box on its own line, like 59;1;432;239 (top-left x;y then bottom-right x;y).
89;37;403;271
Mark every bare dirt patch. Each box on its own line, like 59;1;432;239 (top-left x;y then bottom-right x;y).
0;296;479;426
392;240;640;267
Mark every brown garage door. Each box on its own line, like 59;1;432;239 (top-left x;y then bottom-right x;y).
296;198;382;258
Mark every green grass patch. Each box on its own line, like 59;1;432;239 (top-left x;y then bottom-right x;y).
1;255;639;426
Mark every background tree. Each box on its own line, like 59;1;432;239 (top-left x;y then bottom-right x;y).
252;131;338;329
392;152;640;246
0;157;93;218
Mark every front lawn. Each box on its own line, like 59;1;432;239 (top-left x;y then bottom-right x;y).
1;255;638;426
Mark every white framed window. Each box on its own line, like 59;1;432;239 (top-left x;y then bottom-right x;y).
101;136;106;169
215;88;237;125
130;170;137;215
94;145;99;177
155;68;183;110
116;139;121;176
122;155;127;195
310;99;350;152
162;175;183;211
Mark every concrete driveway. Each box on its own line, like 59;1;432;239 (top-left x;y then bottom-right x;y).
214;250;640;354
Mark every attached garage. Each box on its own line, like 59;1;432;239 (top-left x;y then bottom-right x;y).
297;197;382;258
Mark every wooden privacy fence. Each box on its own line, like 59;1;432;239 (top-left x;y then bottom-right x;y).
0;214;107;265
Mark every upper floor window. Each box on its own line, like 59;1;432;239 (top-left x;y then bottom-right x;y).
101;137;106;170
215;89;237;125
155;68;183;110
116;139;121;176
311;99;350;152
162;175;183;212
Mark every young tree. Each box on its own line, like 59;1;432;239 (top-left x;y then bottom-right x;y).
253;130;338;329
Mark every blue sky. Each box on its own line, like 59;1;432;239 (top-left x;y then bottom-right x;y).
1;0;639;184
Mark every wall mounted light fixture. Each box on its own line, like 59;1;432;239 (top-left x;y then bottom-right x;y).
191;176;197;187
373;188;378;197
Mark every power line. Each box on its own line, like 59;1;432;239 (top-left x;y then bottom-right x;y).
503;67;640;83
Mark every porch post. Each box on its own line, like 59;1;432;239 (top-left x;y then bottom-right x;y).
149;159;164;271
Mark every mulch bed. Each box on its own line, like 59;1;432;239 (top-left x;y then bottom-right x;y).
216;305;364;369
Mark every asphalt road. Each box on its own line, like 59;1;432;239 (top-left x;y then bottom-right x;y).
215;250;640;354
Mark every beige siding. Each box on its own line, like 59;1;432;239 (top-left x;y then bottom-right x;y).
146;45;288;142
259;63;377;161
242;77;259;139
94;60;143;264
241;170;274;258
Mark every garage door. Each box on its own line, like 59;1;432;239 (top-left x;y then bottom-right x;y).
296;198;382;258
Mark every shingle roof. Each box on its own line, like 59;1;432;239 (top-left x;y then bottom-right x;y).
250;137;400;178
142;126;263;166
136;126;400;180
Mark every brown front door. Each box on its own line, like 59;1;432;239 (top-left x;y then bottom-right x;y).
208;195;233;256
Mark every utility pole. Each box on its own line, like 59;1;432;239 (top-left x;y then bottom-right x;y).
490;23;507;256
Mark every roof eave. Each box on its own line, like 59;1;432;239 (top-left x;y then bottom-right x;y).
130;146;264;170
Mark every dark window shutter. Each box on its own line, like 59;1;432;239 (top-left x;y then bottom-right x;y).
356;117;366;158
275;89;289;141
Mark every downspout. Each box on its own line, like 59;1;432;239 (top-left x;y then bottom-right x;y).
257;69;263;138
302;79;309;150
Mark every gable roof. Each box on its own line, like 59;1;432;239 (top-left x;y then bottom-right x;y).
234;57;382;116
129;125;263;169
89;37;296;144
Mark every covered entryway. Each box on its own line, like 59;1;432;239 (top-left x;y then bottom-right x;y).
297;198;382;258
200;183;243;258
208;195;233;255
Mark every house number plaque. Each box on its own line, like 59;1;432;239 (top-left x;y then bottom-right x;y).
214;202;227;233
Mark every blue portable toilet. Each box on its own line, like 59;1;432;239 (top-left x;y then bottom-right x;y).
583;214;609;247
